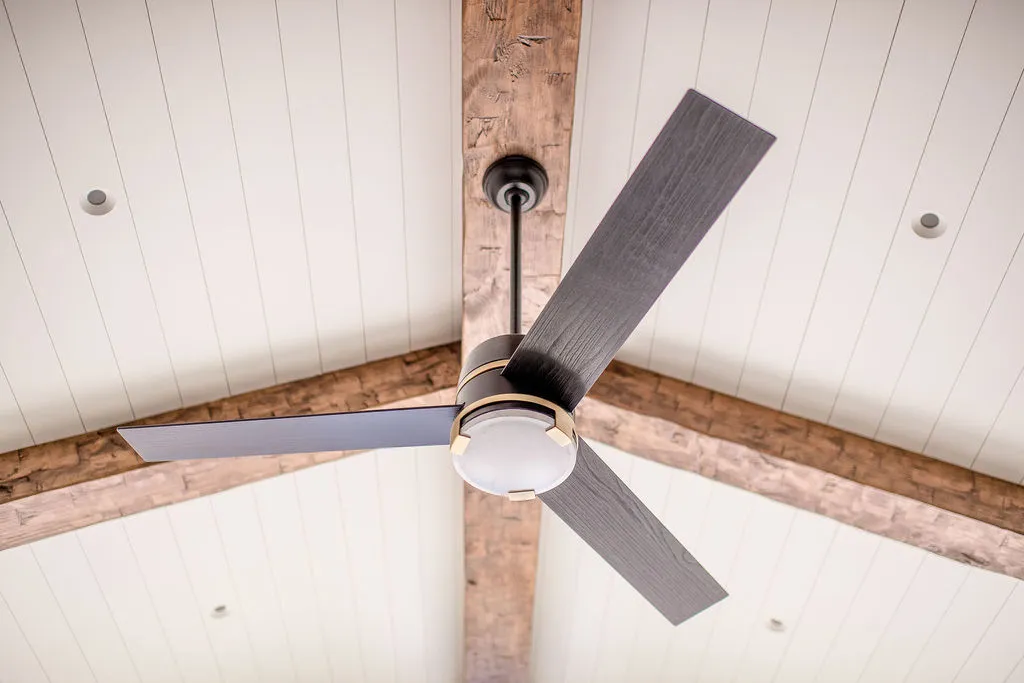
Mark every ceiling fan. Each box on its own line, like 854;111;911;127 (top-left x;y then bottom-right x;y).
119;89;774;625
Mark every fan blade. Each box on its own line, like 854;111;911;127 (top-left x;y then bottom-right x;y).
503;89;774;409
539;439;726;624
118;405;460;462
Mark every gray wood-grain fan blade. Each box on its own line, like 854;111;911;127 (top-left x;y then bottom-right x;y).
118;405;460;462
503;89;775;409
539;439;727;624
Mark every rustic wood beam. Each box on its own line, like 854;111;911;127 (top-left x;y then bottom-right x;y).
461;0;582;680
0;344;460;549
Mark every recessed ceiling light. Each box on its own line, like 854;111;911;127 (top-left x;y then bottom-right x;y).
768;618;785;632
211;604;229;618
80;188;115;216
913;212;945;238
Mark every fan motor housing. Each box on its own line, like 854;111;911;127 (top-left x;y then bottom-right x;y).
450;335;578;499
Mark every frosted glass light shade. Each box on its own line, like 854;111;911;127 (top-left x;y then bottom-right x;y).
452;407;577;496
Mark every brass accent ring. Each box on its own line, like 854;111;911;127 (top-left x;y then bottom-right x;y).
457;358;510;393
449;392;577;455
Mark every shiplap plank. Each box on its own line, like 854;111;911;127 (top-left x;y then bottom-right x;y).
293;464;365;683
209;487;297;683
783;0;976;422
334;453;396;683
0;217;80;444
857;554;968;681
6;0;180;419
337;0;410;361
122;510;224;683
812;539;924;683
275;0;365;373
0;365;30;453
146;0;275;395
831;0;1024;438
906;569;1017;683
0;545;95;682
737;0;904;408
212;0;320;383
974;378;1024;483
647;0;771;381
76;522;182;683
954;584;1024;682
0;588;48;683
693;0;836;395
31;534;139;683
396;0;457;350
877;75;1024;453
252;476;333;682
77;0;228;407
0;5;130;430
166;501;260;683
531;506;580;683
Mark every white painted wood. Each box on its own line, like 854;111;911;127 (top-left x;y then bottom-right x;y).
737;0;904;409
252;475;333;682
275;0;365;373
211;0;320;384
974;377;1024;483
647;0;772;381
954;584;1024;682
0;4;130;431
337;0;410;361
0;215;81;443
76;522;183;683
693;0;836;395
0;588;49;683
31;534;140;683
830;0;1024;438
6;0;181;420
0;366;30;461
877;72;1024;453
76;0;229;408
396;0;458;350
448;0;462;343
783;0;976;423
145;0;274;395
0;545;95;682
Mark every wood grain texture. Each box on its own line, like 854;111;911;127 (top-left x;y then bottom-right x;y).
461;1;582;680
503;90;775;410
540;438;727;624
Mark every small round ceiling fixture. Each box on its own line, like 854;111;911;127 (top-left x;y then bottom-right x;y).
767;618;785;632
913;212;945;238
80;188;116;216
211;605;229;619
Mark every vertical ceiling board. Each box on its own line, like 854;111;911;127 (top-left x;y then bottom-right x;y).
273;0;366;373
782;0;976;423
591;457;674;683
76;0;228;407
31;534;140;683
530;507;580;683
292;464;365;683
647;0;772;381
812;540;924;683
76;522;183;683
0;217;81;444
616;0;708;367
769;525;881;683
0;6;130;431
693;0;836;395
122;510;224;683
830;0;1024;438
334;453;396;683
336;0;410;361
694;498;795;683
0;587;48;683
415;446;463;683
0;366;30;454
857;554;968;681
659;482;756;681
6;0;180;419
877;80;1024;453
974;381;1024;482
730;512;838;683
0;546;95;682
396;0;457;350
953;584;1024;682
145;0;274;395
211;0;320;384
376;448;428;683
208;487;297;683
906;569;1017;683
165;501;259;683
737;0;904;409
252;475;333;682
447;0;461;343
561;445;634;683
